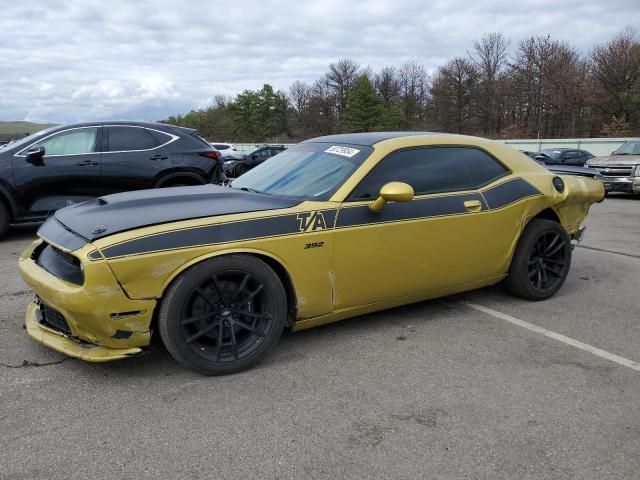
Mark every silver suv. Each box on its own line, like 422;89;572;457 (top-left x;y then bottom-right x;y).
586;140;640;194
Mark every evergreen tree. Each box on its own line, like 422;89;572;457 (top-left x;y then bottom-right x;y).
343;75;383;132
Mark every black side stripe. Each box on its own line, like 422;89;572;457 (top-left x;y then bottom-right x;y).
483;177;540;209
94;178;540;259
100;210;338;259
336;192;486;228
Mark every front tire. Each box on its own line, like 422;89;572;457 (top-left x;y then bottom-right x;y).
158;255;287;375
0;202;9;240
504;219;571;301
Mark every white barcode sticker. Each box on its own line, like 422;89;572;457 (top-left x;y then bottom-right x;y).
324;145;360;158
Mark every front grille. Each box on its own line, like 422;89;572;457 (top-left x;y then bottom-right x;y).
39;302;72;335
591;165;634;177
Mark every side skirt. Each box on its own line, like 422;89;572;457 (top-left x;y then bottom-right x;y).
291;275;507;332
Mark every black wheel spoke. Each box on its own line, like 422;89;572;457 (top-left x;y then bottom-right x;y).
546;240;565;257
214;321;224;361
229;323;239;360
545;258;566;267
232;309;272;320
234;319;266;337
186;321;219;343
182;311;216;326
246;284;264;301
543;234;560;255
543;265;562;278
232;274;251;302
210;274;228;306
535;269;543;289
195;287;218;309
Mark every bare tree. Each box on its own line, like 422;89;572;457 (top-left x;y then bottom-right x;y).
591;27;640;127
374;66;401;107
327;58;361;117
469;32;509;135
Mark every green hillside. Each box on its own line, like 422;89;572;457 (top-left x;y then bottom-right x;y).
0;121;55;138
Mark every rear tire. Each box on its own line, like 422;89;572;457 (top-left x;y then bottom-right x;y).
504;219;571;301
0;202;9;240
158;255;287;375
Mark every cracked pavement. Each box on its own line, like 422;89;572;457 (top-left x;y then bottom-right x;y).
1;196;639;479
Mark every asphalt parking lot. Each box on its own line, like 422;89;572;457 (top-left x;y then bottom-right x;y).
1;195;639;480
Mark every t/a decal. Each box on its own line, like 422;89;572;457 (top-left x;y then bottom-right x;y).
297;211;327;232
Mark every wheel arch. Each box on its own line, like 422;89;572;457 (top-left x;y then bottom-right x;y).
530;207;561;224
157;248;298;320
155;171;207;188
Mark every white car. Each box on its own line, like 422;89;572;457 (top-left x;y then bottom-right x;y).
210;142;243;160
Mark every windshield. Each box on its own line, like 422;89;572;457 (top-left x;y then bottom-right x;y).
540;149;564;160
231;142;372;199
5;126;58;152
612;141;640;155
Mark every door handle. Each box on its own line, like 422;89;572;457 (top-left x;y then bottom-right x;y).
77;160;99;167
150;155;168;161
463;200;482;212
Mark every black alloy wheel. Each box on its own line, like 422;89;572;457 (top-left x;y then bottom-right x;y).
527;231;569;293
235;165;248;177
159;255;287;375
505;219;571;300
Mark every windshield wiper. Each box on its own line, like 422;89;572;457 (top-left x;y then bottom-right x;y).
614;152;630;155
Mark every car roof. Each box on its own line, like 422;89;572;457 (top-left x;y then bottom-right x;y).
302;132;440;146
47;120;196;136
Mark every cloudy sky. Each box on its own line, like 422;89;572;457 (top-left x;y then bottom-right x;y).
1;0;638;124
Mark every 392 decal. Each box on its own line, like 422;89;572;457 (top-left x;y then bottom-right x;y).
304;241;325;249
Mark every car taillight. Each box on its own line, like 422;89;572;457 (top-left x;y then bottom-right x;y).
200;151;221;161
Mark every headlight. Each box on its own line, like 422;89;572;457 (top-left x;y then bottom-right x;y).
635;165;640;177
224;160;235;165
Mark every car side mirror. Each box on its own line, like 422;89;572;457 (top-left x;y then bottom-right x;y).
25;145;45;164
369;182;414;212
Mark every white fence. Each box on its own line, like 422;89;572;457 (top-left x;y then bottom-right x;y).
231;137;636;156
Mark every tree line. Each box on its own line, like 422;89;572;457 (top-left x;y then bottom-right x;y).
162;28;640;141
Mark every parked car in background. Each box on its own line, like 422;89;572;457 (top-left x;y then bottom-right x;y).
0;121;224;239
223;144;287;177
210;142;242;160
521;150;552;162
536;148;594;166
586;140;640;194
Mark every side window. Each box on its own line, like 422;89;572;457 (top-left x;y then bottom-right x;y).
147;129;173;145
349;147;508;200
460;148;509;186
213;144;228;150
37;128;99;156
349;147;473;200
107;127;159;152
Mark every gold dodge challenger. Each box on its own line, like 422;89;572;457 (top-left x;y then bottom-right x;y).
19;133;604;374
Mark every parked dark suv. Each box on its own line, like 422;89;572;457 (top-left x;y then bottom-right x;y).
0;121;225;239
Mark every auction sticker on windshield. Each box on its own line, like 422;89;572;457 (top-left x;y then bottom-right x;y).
325;146;360;158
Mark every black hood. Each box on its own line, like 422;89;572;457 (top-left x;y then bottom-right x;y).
53;185;299;242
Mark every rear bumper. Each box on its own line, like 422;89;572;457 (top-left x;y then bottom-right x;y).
601;177;640;193
19;239;157;360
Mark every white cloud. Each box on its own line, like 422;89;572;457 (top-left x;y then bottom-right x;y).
1;0;639;123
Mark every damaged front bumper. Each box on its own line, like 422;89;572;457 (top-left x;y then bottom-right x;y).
25;303;144;362
19;239;157;362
